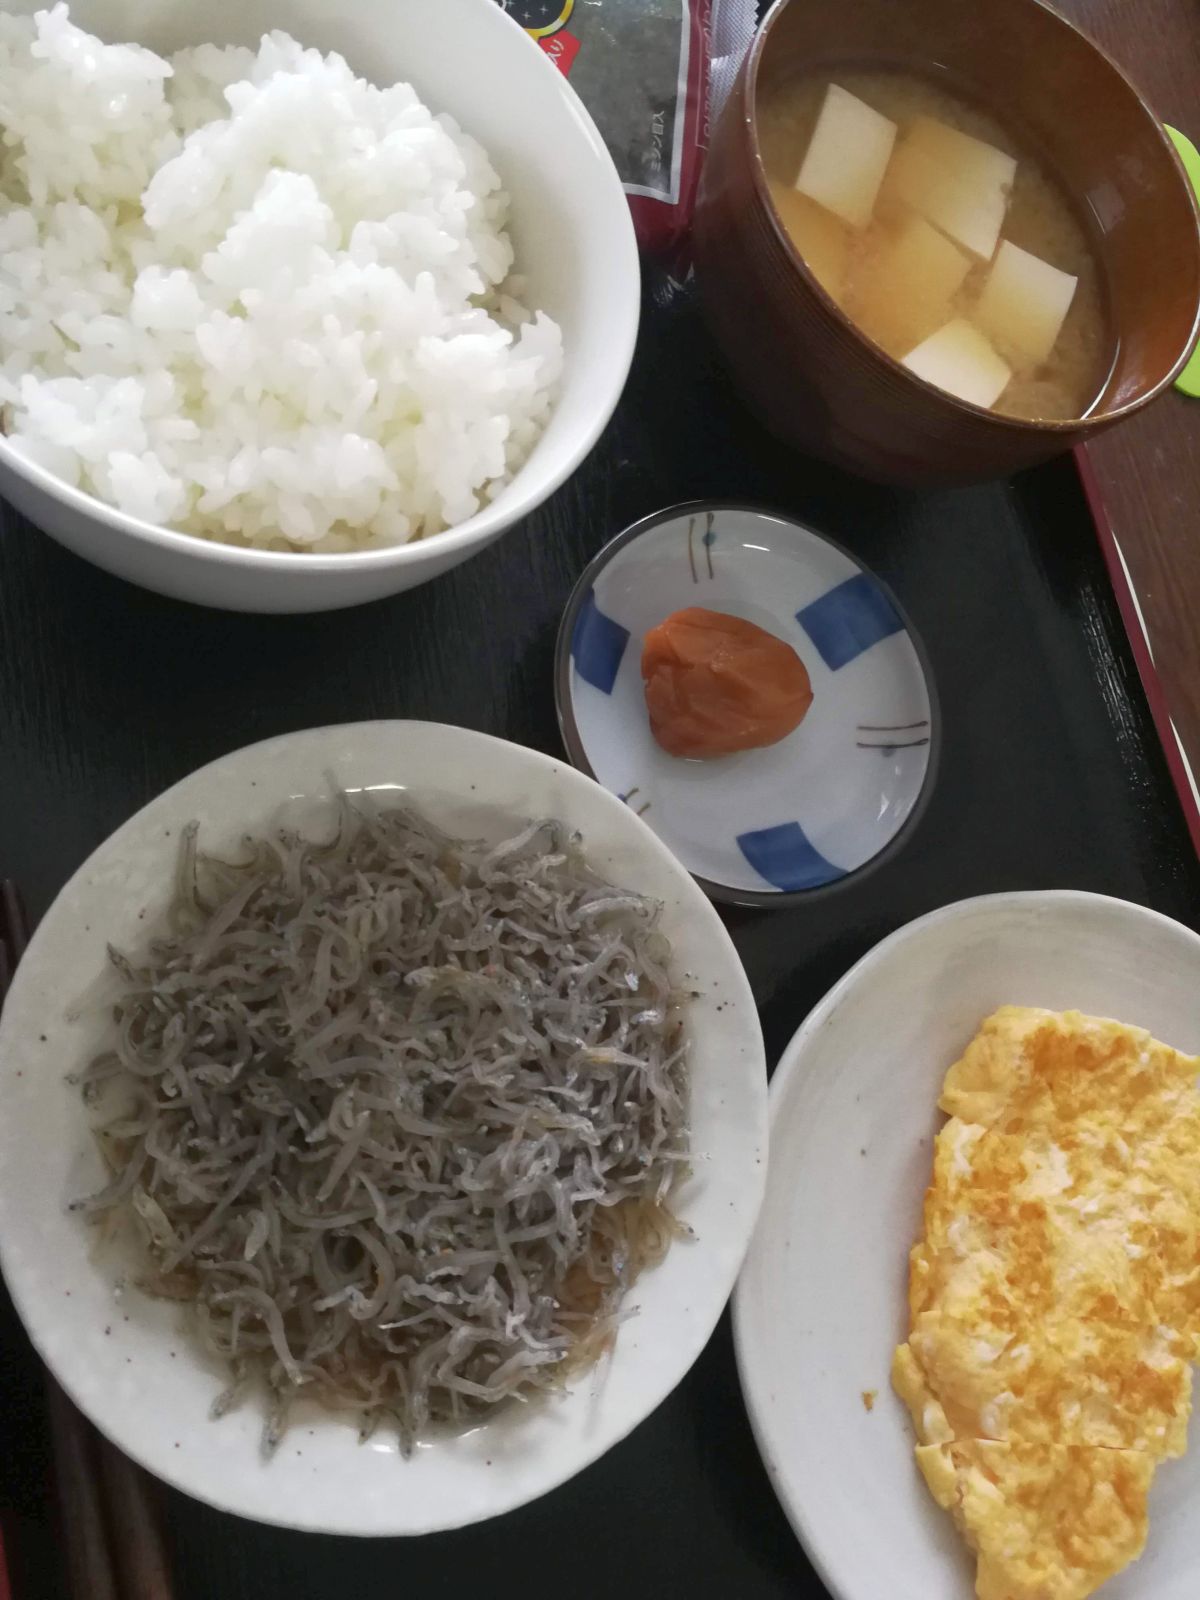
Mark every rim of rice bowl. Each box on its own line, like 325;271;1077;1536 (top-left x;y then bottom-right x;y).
0;375;621;572
0;1;640;577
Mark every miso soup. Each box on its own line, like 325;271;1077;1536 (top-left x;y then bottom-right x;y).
757;70;1114;420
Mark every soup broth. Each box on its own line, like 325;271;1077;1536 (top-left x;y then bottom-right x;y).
757;70;1114;420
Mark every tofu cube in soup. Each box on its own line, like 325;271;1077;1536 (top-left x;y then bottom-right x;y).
757;68;1109;419
794;84;898;229
769;181;853;301
848;214;971;355
882;116;1017;259
901;319;1012;407
974;240;1079;368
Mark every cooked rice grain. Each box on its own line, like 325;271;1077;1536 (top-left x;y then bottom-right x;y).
0;7;562;550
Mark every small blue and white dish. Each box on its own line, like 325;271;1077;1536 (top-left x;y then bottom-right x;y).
554;502;938;907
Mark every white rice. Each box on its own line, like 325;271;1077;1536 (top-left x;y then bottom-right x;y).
0;6;563;551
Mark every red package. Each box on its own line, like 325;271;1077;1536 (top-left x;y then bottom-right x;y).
497;1;756;256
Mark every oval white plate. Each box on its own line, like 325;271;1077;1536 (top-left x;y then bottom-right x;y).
0;722;767;1535
734;891;1200;1600
555;504;936;906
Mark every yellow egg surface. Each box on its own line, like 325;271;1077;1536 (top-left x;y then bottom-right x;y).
894;1007;1200;1600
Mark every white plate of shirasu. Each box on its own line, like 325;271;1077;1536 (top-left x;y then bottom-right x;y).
0;722;766;1535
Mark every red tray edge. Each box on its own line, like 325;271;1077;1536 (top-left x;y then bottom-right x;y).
0;1519;12;1600
1073;443;1200;860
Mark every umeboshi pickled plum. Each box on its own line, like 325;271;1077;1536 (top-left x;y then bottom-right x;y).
641;607;813;759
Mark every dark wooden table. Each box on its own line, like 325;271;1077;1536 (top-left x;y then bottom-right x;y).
1059;0;1200;805
2;5;1200;1598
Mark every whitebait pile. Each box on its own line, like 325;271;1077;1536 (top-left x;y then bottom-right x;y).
74;799;688;1451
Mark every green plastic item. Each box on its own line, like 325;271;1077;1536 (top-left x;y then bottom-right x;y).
1166;124;1200;397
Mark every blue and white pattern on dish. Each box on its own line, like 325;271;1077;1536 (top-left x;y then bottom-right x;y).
797;572;904;671
736;822;846;893
571;590;630;695
560;506;935;900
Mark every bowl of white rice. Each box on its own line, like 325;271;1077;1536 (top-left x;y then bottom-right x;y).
0;0;639;612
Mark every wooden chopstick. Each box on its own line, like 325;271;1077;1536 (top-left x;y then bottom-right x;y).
45;1383;119;1600
0;880;21;982
96;1434;177;1600
0;881;175;1600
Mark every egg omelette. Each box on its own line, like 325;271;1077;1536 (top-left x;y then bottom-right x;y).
893;1006;1200;1600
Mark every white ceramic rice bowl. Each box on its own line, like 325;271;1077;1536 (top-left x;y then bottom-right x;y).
0;0;639;613
0;722;766;1534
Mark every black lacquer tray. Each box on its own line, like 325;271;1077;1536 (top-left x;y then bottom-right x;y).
0;280;1197;1600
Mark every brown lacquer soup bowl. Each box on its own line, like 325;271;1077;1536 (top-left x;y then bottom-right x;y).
694;0;1200;486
